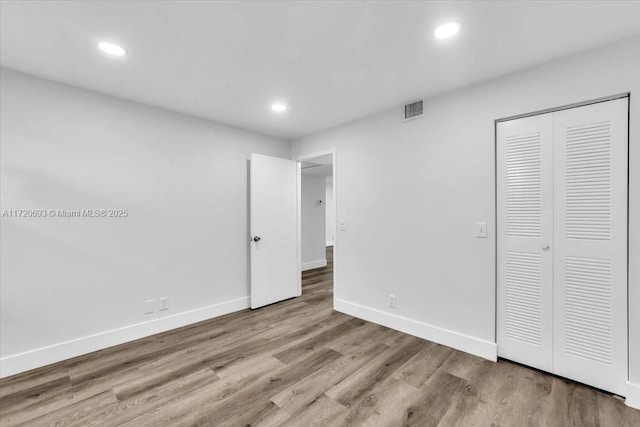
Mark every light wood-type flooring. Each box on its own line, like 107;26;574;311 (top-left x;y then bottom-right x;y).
1;247;639;426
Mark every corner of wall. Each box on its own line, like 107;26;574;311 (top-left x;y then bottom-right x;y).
626;381;640;409
334;298;497;362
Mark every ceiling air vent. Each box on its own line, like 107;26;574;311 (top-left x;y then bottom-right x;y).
402;100;424;122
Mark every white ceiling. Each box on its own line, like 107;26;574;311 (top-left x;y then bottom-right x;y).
1;1;639;140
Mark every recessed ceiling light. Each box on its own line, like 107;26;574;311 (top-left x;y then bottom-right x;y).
434;22;460;40
98;41;127;57
271;103;287;113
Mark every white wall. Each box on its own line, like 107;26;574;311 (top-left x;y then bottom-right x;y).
326;177;335;246
291;36;640;401
301;174;327;270
0;68;290;377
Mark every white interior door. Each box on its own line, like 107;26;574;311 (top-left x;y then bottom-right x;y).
497;113;555;372
250;154;300;309
553;98;628;395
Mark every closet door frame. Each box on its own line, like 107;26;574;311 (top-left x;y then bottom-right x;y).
494;93;630;395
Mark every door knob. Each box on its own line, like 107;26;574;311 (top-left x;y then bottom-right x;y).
542;244;550;250
253;236;261;242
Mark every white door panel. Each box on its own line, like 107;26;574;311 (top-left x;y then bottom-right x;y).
497;113;554;372
250;154;300;309
553;98;628;395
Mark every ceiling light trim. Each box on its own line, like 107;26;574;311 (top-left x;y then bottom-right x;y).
434;22;461;40
98;41;127;57
271;102;288;113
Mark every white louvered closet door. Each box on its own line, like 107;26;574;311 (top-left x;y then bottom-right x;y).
497;113;554;372
553;99;628;395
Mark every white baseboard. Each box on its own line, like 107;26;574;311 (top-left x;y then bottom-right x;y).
326;241;334;247
334;299;497;362
302;259;327;271
0;296;250;379
627;381;640;409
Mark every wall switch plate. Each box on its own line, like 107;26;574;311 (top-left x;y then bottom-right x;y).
144;300;154;314
159;297;169;311
339;219;347;231
388;294;397;308
476;222;488;238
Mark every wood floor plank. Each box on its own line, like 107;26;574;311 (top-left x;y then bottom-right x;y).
115;374;233;427
1;365;144;426
67;329;228;386
135;323;273;374
272;318;364;364
392;341;454;388
113;323;305;400
218;400;290;427
326;322;393;355
10;390;118;427
207;315;352;376
0;369;70;403
0;373;71;416
439;348;488;382
251;404;292;427
325;335;424;407
2;246;639;426
499;365;555;426
566;383;598;426
270;342;388;415
77;368;219;427
342;377;420;426
401;370;467;426
279;394;348;427
163;348;343;426
117;356;285;425
595;391;640;427
431;356;501;426
266;304;335;330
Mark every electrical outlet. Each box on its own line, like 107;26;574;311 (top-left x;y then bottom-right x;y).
388;294;397;308
144;299;154;314
339;219;347;231
159;297;169;311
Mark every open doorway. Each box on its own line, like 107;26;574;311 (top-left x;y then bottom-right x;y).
297;151;335;302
